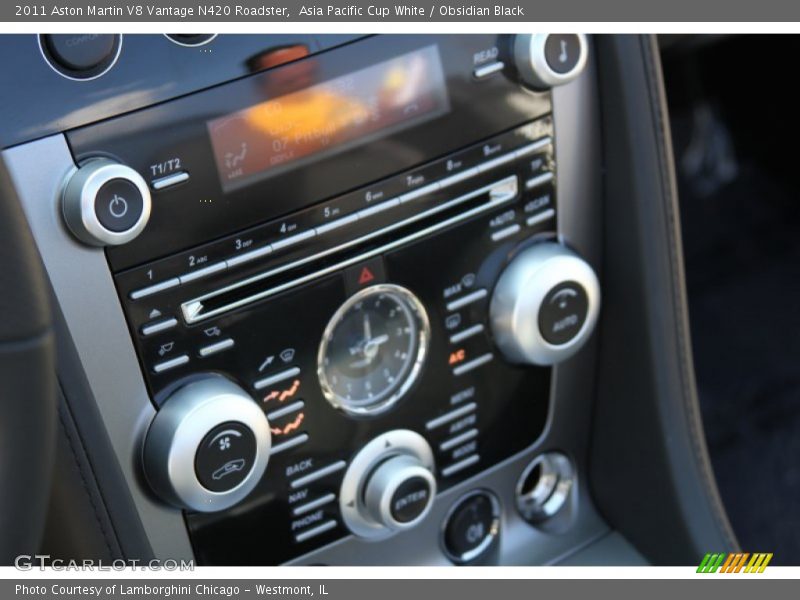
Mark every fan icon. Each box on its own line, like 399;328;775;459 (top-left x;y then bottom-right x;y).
218;436;231;451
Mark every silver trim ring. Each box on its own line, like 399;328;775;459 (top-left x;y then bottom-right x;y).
317;284;431;417
364;454;437;531
62;158;152;246
490;242;600;366
514;34;588;90
37;34;123;82
440;490;501;564
339;430;435;540
515;452;574;522
143;376;272;513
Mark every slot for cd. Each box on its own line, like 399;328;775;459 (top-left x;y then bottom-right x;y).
181;175;518;324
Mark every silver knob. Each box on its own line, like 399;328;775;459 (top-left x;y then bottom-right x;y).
61;157;151;246
143;376;271;513
490;242;600;366
340;430;436;539
363;454;437;532
514;34;588;90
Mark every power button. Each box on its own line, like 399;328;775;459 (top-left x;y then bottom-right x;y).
94;178;144;232
61;158;152;246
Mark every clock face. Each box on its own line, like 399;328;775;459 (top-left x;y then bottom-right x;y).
317;284;430;416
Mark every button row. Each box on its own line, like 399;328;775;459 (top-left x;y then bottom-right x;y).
446;289;487;312
442;454;480;478
254;366;300;391
294;519;337;544
266;400;304;422
270;433;309;456
290;460;347;490
292;492;337;517
453;352;494;376
426;402;478;431
491;224;521;242
151;171;189;191
440;428;479;452
473;60;505;79
129;134;553;301
141;317;178;337
449;324;485;345
150;337;235;374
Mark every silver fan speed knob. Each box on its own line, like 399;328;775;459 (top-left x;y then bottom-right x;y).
514;34;588;90
143;376;271;513
490;242;600;366
61;157;151;246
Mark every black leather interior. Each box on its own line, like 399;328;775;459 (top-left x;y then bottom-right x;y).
0;158;56;563
588;35;738;564
40;305;154;561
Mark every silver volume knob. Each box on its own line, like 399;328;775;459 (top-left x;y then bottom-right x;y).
514;34;588;90
61;157;151;246
490;242;600;366
340;430;436;540
143;376;271;513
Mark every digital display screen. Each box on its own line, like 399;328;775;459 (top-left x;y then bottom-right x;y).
207;45;450;192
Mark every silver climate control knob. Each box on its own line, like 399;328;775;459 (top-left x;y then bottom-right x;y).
490;242;600;366
143;376;271;513
61;157;151;246
514;34;588;90
340;430;436;540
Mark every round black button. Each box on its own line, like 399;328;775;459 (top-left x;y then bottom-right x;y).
444;492;499;563
390;476;432;523
94;178;144;233
166;34;216;47
43;34;118;73
194;422;257;493
538;281;589;345
544;34;582;75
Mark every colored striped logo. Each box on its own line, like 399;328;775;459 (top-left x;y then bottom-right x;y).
697;553;773;573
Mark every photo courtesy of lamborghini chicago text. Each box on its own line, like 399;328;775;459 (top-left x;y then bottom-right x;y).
0;0;799;597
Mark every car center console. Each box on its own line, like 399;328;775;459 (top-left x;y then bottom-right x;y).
3;34;629;565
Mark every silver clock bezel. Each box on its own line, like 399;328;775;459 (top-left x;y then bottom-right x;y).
317;284;431;417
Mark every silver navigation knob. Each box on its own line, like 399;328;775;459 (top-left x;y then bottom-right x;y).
490;242;600;366
61;157;151;246
363;454;437;532
340;430;436;539
143;376;271;513
514;34;588;90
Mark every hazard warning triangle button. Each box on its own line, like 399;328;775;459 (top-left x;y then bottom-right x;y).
344;257;386;295
358;266;375;285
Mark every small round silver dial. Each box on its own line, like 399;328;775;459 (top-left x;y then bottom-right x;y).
490;242;600;366
143;376;271;513
514;34;588;90
61;157;151;246
317;284;430;416
340;430;436;540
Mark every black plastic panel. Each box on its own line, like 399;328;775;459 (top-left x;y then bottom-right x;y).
183;206;553;565
111;116;558;564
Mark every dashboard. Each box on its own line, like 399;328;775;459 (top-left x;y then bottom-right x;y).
0;33;735;566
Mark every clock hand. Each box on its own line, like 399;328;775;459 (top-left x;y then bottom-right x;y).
363;313;372;342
